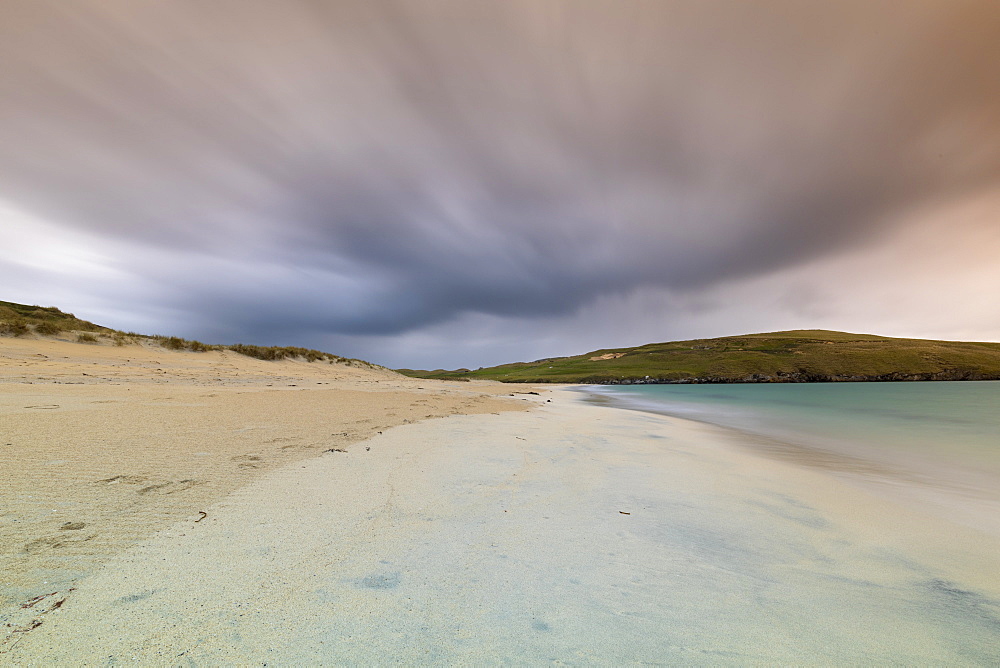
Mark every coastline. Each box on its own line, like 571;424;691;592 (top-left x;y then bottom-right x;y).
576;383;1000;541
5;381;1000;664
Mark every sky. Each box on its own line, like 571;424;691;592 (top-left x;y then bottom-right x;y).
2;0;1000;369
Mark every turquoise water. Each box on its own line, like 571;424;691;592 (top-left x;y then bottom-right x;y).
584;381;1000;488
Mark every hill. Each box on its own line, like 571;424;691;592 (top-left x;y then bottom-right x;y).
397;330;1000;384
0;299;382;369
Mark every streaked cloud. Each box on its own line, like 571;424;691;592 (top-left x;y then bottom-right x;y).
2;1;999;367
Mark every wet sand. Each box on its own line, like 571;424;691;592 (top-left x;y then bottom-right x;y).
5;376;1000;664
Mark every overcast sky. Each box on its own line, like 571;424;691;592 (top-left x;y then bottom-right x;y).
2;1;999;369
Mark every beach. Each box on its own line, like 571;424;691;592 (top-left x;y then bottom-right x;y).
3;338;1000;664
0;337;527;656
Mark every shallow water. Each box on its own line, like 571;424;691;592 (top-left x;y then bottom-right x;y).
584;382;1000;532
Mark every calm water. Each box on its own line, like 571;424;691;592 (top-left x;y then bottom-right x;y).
584;381;1000;494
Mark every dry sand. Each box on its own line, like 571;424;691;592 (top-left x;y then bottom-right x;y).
3;336;1000;664
0;335;528;655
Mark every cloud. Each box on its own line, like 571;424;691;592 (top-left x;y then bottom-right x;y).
1;1;999;366
345;185;1000;369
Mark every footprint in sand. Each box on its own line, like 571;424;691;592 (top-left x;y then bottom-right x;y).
95;474;149;485
23;532;97;554
231;454;264;469
137;479;202;495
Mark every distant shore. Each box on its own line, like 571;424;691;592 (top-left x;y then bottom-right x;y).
573;370;1000;383
399;329;1000;384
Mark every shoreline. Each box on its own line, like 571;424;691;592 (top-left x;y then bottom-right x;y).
576;383;1000;540
5;386;1000;664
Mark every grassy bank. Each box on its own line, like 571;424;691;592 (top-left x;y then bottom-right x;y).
398;330;1000;384
0;300;383;369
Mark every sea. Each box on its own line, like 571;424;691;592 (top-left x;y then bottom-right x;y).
582;381;1000;531
575;381;1000;664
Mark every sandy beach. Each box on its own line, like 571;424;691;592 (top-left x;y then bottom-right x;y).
3;337;1000;664
0;336;528;655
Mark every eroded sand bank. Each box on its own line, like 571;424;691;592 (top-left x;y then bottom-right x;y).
5;378;1000;664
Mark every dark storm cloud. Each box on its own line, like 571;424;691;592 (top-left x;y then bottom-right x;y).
2;0;1000;350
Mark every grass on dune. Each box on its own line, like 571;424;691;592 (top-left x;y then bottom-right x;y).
0;300;384;370
0;301;110;337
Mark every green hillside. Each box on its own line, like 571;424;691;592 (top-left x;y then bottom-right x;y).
398;330;1000;384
